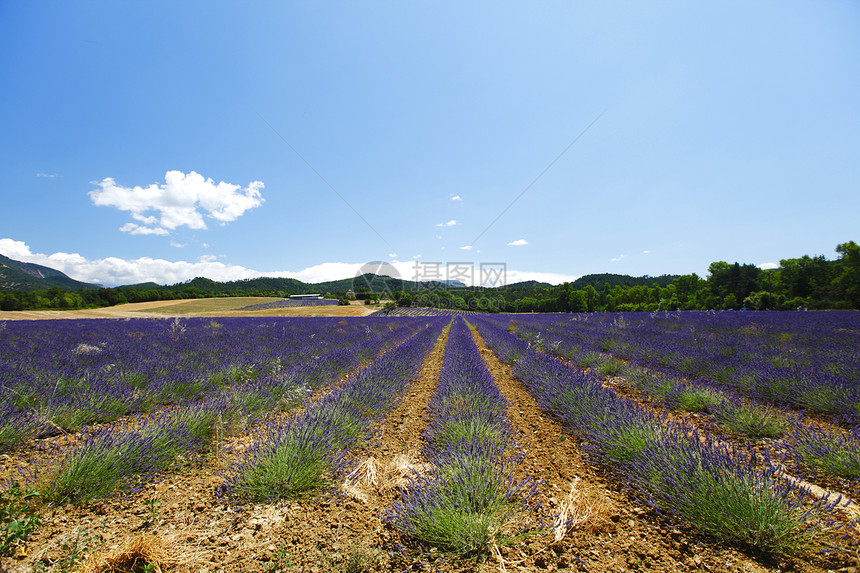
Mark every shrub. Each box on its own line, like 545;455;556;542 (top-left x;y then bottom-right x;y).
715;400;787;439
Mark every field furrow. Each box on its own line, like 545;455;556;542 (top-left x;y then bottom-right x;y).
246;322;451;571
471;324;782;573
470;315;858;572
2;318;444;572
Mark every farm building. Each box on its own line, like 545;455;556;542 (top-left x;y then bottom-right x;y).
289;293;323;300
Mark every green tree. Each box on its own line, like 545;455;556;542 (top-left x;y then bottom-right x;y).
774;255;833;301
743;291;782;310
832;240;860;308
568;290;588;313
557;283;573;312
583;285;598;312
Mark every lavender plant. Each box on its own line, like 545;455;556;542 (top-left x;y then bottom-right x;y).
789;421;860;480
389;446;537;554
0;405;40;452
714;398;788;439
388;318;538;554
662;383;724;413
0;316;428;452
221;319;446;501
489;311;860;423
470;315;836;556
630;431;823;556
224;414;354;500
41;425;171;504
41;400;231;504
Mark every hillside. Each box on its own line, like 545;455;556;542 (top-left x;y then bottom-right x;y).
570;273;679;290
0;251;674;299
133;273;459;297
0;254;98;291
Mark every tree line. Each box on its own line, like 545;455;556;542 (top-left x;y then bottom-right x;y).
390;241;859;312
506;240;859;312
1;241;857;312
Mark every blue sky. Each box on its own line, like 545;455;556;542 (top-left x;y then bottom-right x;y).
1;1;858;287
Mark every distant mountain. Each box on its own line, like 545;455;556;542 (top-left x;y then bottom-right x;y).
118;274;672;299
0;254;98;291
116;273;459;297
0;251;679;299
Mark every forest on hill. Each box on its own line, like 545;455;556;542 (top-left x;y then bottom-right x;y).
0;241;857;312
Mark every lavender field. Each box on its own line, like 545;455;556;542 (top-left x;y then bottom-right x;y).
0;312;858;572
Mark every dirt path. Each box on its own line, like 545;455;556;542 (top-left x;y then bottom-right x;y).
250;323;450;572
468;325;819;573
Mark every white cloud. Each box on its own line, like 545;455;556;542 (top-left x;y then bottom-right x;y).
89;170;264;235
450;195;462;201
758;262;779;270
643;250;652;254
388;253;398;258
508;239;528;246
610;254;627;262
0;238;582;289
0;238;34;260
120;223;170;236
436;219;457;227
170;240;185;248
37;172;59;179
459;245;473;251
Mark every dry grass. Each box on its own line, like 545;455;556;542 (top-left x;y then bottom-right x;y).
138;298;284;315
0;298;379;320
552;478;610;542
79;534;177;573
340;453;432;503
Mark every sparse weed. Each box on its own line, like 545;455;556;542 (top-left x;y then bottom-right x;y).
142;497;160;524
342;545;382;573
0;481;41;556
41;527;101;573
265;542;293;572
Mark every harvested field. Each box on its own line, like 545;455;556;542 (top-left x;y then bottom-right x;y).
0;298;378;320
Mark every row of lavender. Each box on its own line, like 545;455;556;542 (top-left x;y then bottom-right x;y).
504;311;860;422
388;317;537;553
220;317;448;501
0;317;423;452
29;317;442;504
494;312;860;483
469;315;846;556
